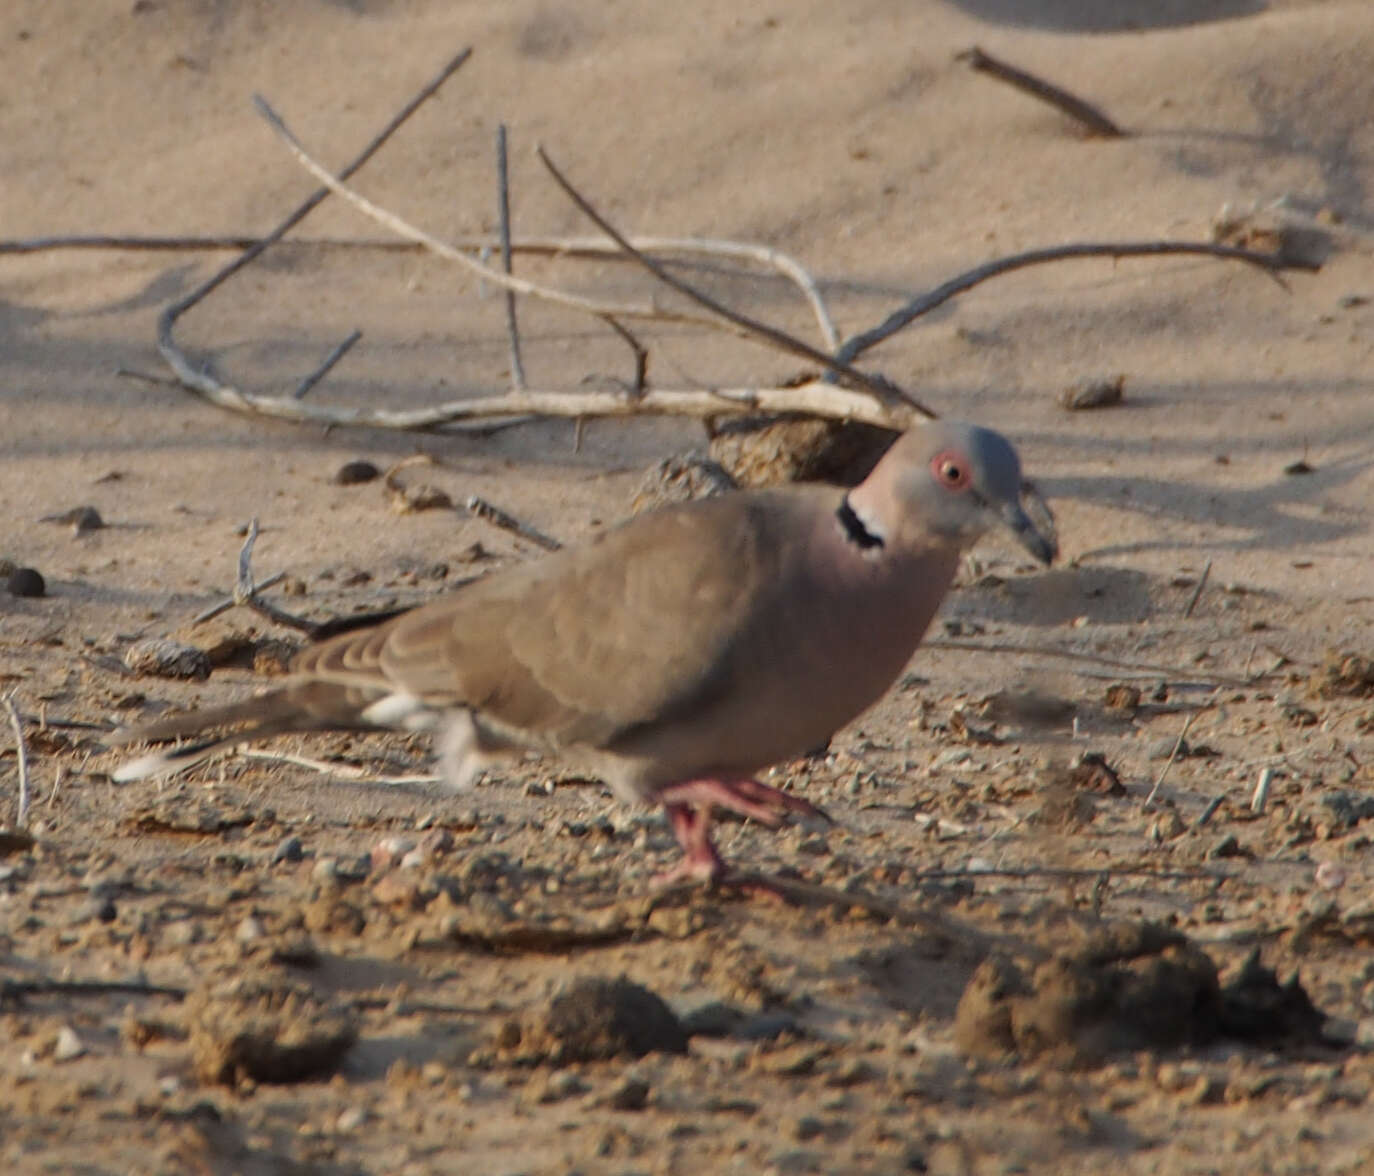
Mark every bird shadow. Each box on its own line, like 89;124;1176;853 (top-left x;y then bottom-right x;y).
938;0;1263;34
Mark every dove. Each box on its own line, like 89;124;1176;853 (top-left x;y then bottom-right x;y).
114;420;1055;886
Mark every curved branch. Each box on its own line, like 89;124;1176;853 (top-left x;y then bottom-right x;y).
116;375;905;431
535;145;934;420
834;239;1312;367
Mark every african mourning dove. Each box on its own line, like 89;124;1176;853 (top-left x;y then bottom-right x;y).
115;420;1056;885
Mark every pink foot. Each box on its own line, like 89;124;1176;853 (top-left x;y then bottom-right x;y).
651;777;830;893
656;776;830;827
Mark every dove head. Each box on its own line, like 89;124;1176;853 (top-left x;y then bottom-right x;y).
845;421;1057;565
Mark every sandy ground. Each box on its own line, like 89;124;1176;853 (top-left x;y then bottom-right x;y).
3;1;1374;1173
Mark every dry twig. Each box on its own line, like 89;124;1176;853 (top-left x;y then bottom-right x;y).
3;694;30;828
235;748;438;788
1182;559;1213;619
534;145;932;419
833;240;1311;368
1144;712;1199;807
957;46;1126;138
465;495;562;552
0;977;186;1003
157;48;474;416
494;123;526;391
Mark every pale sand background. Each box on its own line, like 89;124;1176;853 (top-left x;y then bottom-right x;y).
2;2;1374;1173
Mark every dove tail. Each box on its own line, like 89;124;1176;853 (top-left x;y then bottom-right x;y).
109;690;333;782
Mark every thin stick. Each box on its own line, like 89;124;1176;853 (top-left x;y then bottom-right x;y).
46;766;63;809
1;233;417;254
909;865;1224;881
189;526;317;634
119;377;901;431
235;747;439;787
1193;794;1225;828
5;229;842;349
926;637;1255;687
0;977;186;1002
16;714;115;734
1144;712;1198;807
834;239;1310;367
193;571;286;625
598;315;649;396
534;145;933;420
156;48;473;405
294;329;362;399
495;124;526;391
113;367;185;388
465;495;562;552
1182;559;1212;619
256;100;732;334
236;518;261;600
236;747;436;785
3;694;30;828
957;46;1126;138
1250;767;1275;814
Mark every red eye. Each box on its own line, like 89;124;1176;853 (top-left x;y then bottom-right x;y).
931;450;970;490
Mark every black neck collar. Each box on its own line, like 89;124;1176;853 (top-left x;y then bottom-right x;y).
836;496;884;551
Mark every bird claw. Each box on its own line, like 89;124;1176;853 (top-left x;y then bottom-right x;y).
657;776;825;827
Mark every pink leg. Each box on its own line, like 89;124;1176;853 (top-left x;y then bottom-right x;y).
652;802;725;887
651;776;830;890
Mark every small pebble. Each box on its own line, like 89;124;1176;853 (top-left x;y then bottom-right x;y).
336;1105;368;1131
680;1001;746;1038
272;836;304;865
1209;834;1246;860
1314;862;1347;891
736;1011;801;1041
417;827;454;857
334;460;381;486
6;567;45;598
236;916;266;943
370;837;415;872
53;1025;87;1063
312;856;341;883
1147;736;1191;760
607;1075;650;1111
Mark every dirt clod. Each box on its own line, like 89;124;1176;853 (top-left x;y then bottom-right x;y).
709;416;898;488
186;975;357;1085
1311;650;1374;699
123;638;211;681
484;976;688;1065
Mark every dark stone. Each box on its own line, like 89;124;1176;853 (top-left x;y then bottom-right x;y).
6;567;45;597
333;460;380;486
